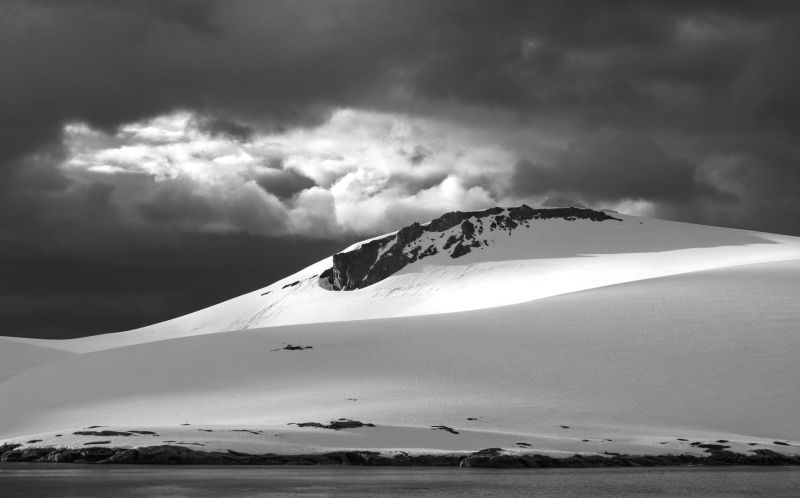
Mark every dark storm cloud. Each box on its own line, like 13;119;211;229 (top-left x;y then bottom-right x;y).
137;178;219;226
410;0;800;128
194;116;255;142
129;173;292;234
255;169;317;199
1;0;800;338
0;0;394;170
1;0;798;185
1;0;798;164
0;231;352;339
511;132;703;203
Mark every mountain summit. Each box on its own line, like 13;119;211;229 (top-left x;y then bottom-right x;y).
322;206;619;290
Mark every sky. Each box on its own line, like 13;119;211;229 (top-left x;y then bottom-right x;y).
2;0;799;339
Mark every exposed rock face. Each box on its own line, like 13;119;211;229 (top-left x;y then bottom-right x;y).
320;205;621;291
3;444;799;467
72;430;158;437
431;425;460;435
288;419;376;430
274;345;312;351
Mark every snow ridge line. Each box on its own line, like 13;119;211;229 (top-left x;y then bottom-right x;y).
320;205;620;290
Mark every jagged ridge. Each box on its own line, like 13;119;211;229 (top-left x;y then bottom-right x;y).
320;205;621;291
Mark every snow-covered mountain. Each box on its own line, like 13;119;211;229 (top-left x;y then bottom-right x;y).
2;205;800;459
321;206;620;290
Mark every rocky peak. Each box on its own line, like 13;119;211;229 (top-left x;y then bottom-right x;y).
319;205;621;291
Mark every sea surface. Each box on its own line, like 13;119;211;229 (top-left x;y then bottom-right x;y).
2;464;799;497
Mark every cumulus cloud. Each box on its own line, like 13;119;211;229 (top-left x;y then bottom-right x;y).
53;109;518;239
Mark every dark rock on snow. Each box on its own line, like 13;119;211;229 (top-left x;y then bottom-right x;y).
696;444;730;452
288;419;376;430
320;206;621;291
72;430;159;437
74;431;133;437
431;425;460;435
273;344;312;351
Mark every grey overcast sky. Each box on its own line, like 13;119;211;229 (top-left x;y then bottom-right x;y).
1;0;799;338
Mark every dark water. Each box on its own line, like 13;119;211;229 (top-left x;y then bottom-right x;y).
2;464;799;497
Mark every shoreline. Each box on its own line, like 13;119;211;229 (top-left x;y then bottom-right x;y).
2;444;799;468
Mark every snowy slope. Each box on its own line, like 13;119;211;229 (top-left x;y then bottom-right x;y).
0;338;74;383
1;206;800;456
35;209;800;353
1;260;799;456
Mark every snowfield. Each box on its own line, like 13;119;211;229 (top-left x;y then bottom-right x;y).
0;337;74;383
1;209;800;457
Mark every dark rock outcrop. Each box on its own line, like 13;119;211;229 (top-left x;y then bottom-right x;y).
288;419;376;430
0;443;21;454
1;445;117;463
697;443;730;452
70;430;157;437
431;425;460;435
460;448;531;468
320;205;621;290
74;430;138;437
2;444;800;467
273;344;312;351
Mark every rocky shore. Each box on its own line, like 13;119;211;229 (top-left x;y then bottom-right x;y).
2;444;798;467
